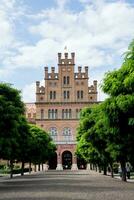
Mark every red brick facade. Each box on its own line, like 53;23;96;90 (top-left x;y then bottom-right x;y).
25;52;98;170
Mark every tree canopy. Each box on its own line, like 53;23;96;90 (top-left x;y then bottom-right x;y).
76;39;134;181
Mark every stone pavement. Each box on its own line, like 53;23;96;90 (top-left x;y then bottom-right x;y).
0;170;134;200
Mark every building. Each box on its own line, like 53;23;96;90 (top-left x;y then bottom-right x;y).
25;52;98;170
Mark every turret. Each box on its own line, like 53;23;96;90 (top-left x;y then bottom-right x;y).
51;67;55;79
78;66;82;78
93;80;97;92
71;52;75;64
58;52;75;65
44;66;48;79
58;53;62;64
36;81;40;93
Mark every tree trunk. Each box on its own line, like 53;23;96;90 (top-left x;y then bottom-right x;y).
38;163;40;171
103;165;107;175
29;162;31;173
110;164;114;178
121;161;126;182
10;160;14;179
90;163;92;170
99;166;102;173
34;164;36;172
21;161;25;176
42;163;43;171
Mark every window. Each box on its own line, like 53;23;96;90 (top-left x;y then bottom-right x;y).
67;91;70;99
63;76;66;84
77;91;80;99
50;91;52;99
76;109;81;119
69;109;72;118
81;91;83;99
63;76;70;85
62;109;72;119
63;91;70;99
54;91;56;99
48;109;58;119
77;90;83;99
62;127;72;141
67;76;70;84
50;91;56;100
64;91;66;99
49;127;57;141
41;109;44;119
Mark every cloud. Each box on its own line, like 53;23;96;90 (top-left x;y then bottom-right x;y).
0;0;134;101
22;82;36;102
22;80;44;102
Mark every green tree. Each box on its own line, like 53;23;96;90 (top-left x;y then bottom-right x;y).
101;40;134;181
28;124;56;170
17;116;31;176
0;83;25;178
77;106;113;175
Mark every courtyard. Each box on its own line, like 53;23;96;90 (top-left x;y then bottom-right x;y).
0;170;134;200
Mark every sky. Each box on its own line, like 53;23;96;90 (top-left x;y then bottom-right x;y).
0;0;134;102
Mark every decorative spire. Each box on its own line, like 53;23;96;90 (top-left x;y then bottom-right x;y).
64;46;67;52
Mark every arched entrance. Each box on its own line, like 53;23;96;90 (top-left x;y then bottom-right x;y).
48;152;57;169
62;151;72;169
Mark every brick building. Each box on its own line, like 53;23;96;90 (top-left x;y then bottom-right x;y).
25;52;98;170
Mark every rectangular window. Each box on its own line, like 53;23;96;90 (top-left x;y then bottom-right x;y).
64;91;66;99
77;91;80;99
50;91;52;99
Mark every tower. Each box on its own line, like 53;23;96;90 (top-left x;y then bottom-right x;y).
35;52;98;170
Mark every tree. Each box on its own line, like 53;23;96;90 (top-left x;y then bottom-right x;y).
76;106;113;175
17;116;31;176
28;124;56;170
101;40;134;181
0;83;25;178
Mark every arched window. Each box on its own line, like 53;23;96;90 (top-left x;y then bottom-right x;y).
41;109;44;119
49;127;57;141
62;127;72;141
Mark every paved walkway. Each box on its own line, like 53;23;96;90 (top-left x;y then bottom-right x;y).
0;170;134;200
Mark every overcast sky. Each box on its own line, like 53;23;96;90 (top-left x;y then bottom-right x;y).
0;0;134;102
